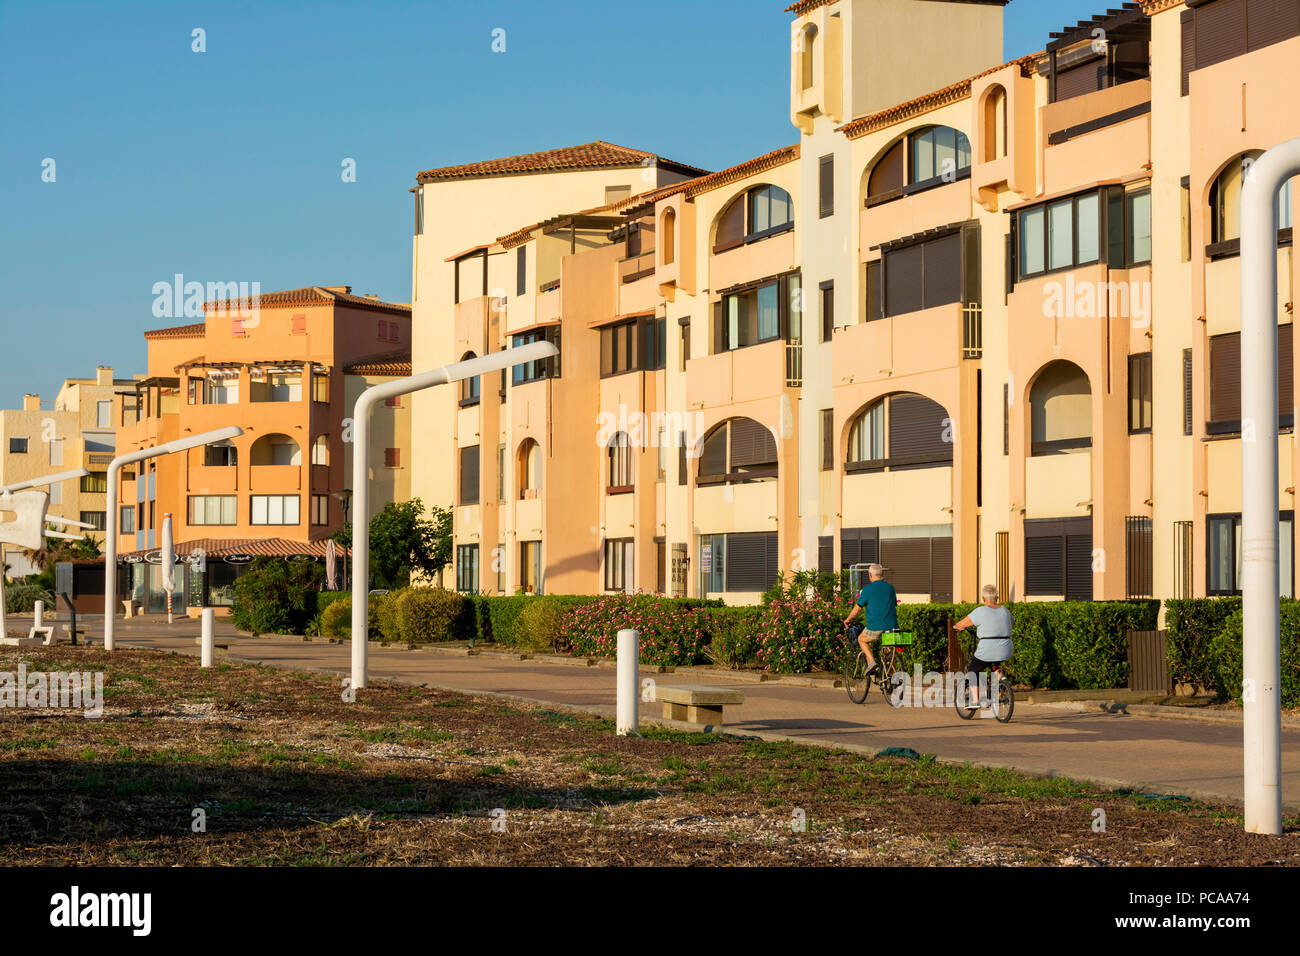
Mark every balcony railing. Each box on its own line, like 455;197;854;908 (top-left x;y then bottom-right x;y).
785;342;803;387
962;303;982;359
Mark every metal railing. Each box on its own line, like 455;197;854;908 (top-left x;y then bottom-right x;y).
962;303;982;359
785;342;803;387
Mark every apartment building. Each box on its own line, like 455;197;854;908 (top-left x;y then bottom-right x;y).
0;367;135;578
419;0;1298;606
113;286;412;613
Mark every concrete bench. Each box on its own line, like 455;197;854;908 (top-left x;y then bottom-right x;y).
653;684;745;726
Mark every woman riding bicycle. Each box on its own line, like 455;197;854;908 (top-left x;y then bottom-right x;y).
842;563;898;676
953;584;1014;707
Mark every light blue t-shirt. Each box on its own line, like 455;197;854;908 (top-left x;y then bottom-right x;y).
968;604;1014;662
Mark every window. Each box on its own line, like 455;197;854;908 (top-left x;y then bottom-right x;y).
1126;516;1153;599
312;495;329;526
1030;361;1092;455
379;319;388;341
709;531;778;593
96;400;112;428
517;439;540;498
607;433;633;491
48;480;62;505
1208;511;1294;597
717;273;801;352
699;534;725;594
291;313;307;334
820;281;834;341
79;511;107;531
1017;191;1100;279
456;545;480;593
519;540;541;594
819;154;834;218
80;472;108;493
1025;517;1093;599
605;185;631;205
205;442;237;467
878;230;965;317
1210;152;1294;250
1183;348;1194;435
385;448;401;468
877;525;954;601
312;373;330;403
604;539;634;592
1182;0;1300;95
679;319;690;372
846;393;952;469
601;321;636;376
516;246;527;297
643;316;666;371
251;495;300;526
1208;326;1293;432
714;185;794;252
511;327;561;384
1126;190;1152;265
385;395;401;408
497;443;506;502
821;408;834;471
698;418;777;484
9;438;27;454
48;437;63;466
311;436;329;466
866;126;971;203
120;505;135;534
1128;352;1153;433
189;495;237;526
460;352;481;404
459;445;480;505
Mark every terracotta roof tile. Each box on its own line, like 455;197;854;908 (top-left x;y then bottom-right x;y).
120;537;345;559
837;55;1038;139
682;144;800;198
344;349;413;376
200;286;410;316
416;140;708;184
143;322;206;340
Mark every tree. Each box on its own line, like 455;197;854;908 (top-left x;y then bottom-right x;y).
332;499;451;590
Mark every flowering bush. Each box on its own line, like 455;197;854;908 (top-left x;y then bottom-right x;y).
755;597;849;674
560;595;710;666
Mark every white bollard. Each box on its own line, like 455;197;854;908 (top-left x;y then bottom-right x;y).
200;608;215;668
33;600;43;630
616;628;639;736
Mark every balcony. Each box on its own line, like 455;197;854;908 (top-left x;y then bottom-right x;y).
1025;450;1091;520
832;303;964;383
686;339;788;409
249;464;301;492
1205;246;1292;337
189;465;238;495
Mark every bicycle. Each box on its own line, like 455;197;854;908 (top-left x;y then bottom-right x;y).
953;661;1014;723
843;625;912;706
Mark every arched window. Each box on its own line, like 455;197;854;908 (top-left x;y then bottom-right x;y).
311;435;329;466
800;24;818;91
660;208;676;265
846;393;951;469
865;125;971;201
982;85;1007;162
1030;361;1091;456
1210;151;1295;245
714;185;794;252
517;438;541;499
697;418;777;483
607;432;633;490
250;434;301;467
460;352;481;404
203;439;237;467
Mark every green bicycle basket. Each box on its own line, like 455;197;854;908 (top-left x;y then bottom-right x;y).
881;631;914;647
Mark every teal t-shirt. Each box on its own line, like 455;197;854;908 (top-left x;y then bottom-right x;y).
856;579;899;632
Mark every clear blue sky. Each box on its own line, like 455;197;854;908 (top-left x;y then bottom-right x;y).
0;0;1102;405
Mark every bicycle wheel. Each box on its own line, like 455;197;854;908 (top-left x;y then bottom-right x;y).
844;646;870;704
880;647;903;706
953;673;977;720
994;675;1014;723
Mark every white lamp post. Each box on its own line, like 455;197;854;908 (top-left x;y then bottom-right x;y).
349;342;558;692
103;426;243;650
1240;138;1300;835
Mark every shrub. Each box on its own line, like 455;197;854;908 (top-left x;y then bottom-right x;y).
754;597;847;674
1206;603;1300;708
701;606;764;668
395;587;463;644
231;557;325;635
514;598;566;651
3;582;55;614
1164;597;1241;691
561;595;709;666
316;591;349;616
320;598;351;639
373;589;405;643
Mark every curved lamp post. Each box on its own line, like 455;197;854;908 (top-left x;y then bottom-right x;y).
1240;137;1300;835
103;426;244;650
350;341;558;692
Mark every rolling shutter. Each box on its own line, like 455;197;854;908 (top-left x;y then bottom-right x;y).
730;418;777;467
880;536;930;594
1209;332;1241;423
888;394;952;461
818;536;834;574
459;445;480;505
1196;0;1247;71
930;536;953;603
1247;0;1300;51
725;532;778;592
821;409;834;471
701;428;728;478
923;233;962;308
819;154;834;218
1066;534;1094;601
1180;9;1196;95
841;527;878;569
868;140;905;198
1183;348;1194;435
1280;323;1294;416
865;261;883;322
884;244;923;316
715;198;745;250
1053;57;1106;101
1025;536;1063;595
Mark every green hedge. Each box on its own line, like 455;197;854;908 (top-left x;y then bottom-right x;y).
3;582;55;614
231;557;326;635
1164;597;1241;691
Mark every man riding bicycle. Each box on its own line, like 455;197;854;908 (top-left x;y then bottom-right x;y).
843;563;898;676
953;584;1014;707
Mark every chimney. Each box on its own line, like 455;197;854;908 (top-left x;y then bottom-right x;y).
97;366;114;386
22;394;41;412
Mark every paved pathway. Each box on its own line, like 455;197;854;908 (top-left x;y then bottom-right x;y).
42;616;1300;812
